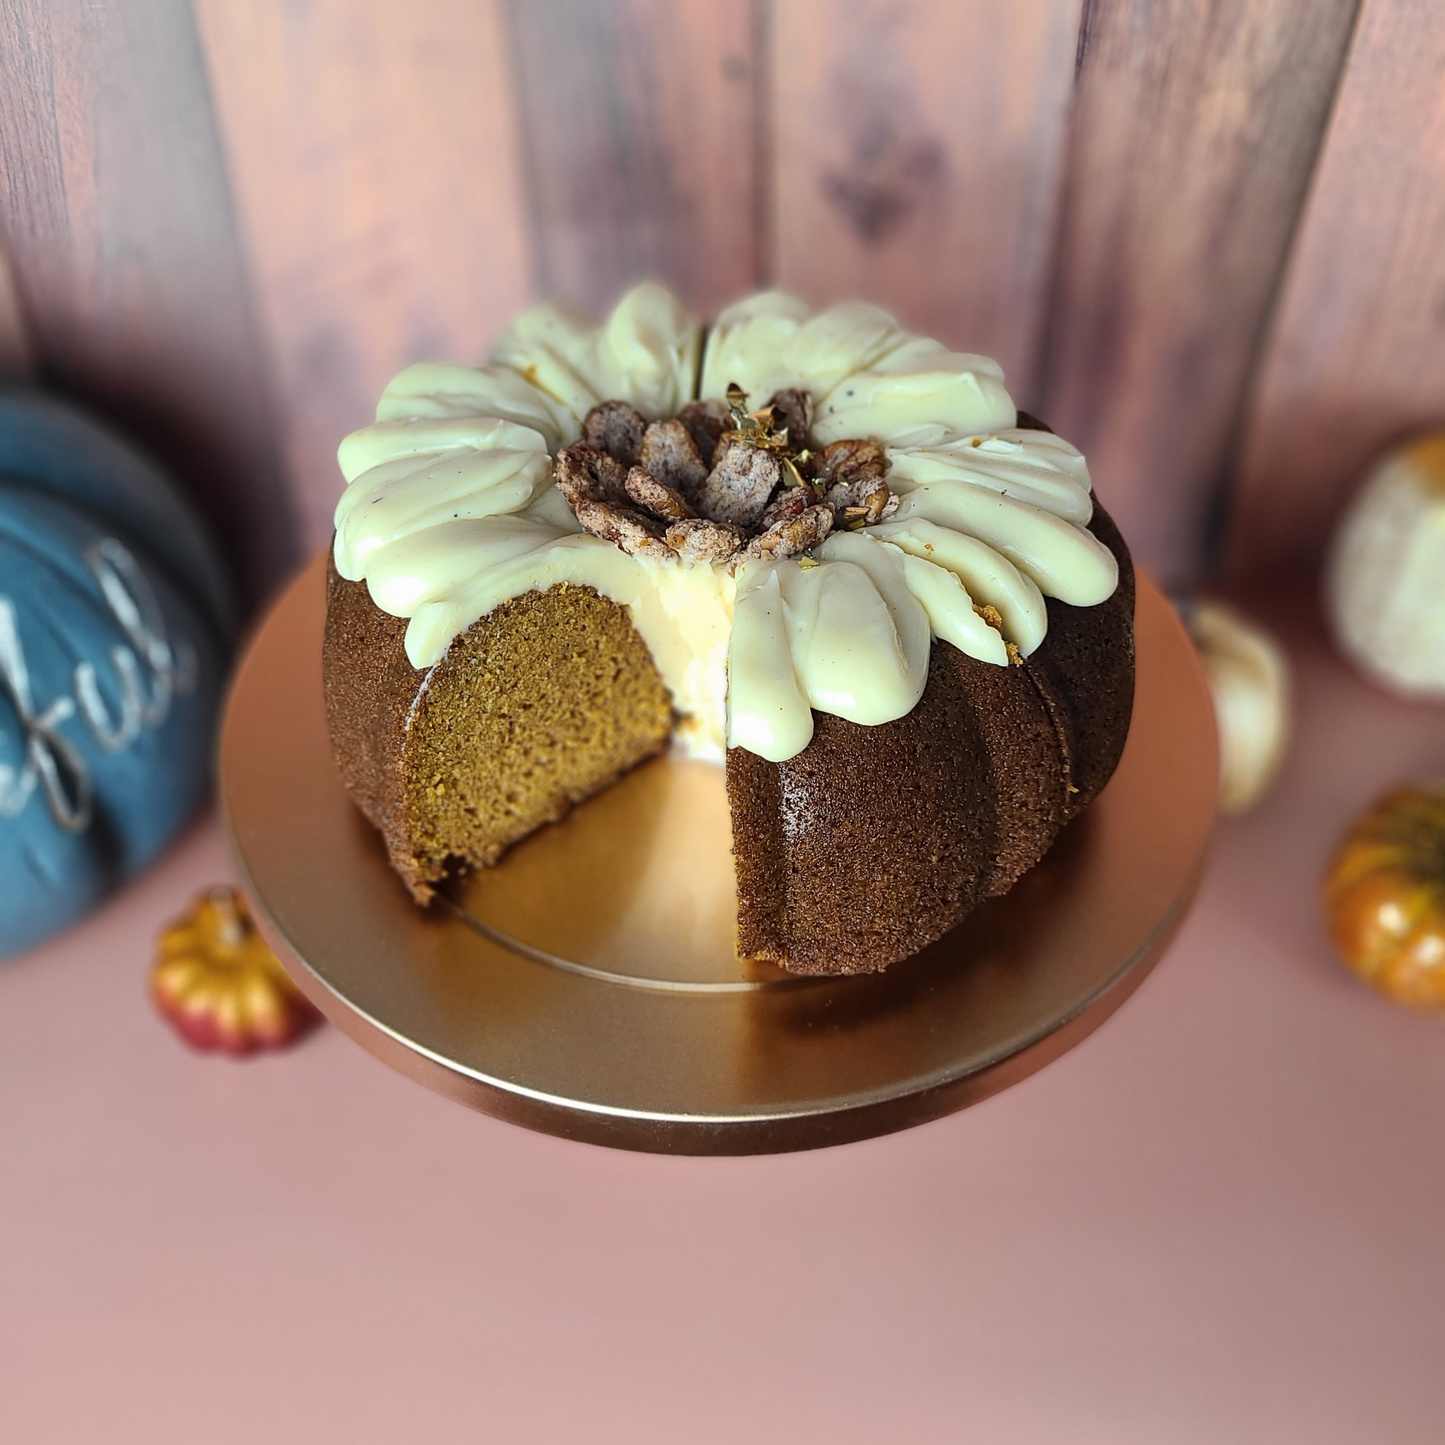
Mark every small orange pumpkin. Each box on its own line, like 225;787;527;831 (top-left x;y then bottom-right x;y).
1323;786;1445;1010
151;887;321;1053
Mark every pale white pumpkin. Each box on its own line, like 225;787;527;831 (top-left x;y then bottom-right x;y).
1186;599;1291;815
1326;436;1445;696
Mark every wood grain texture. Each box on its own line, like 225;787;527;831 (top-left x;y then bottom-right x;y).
503;0;762;319
195;0;533;550
0;0;296;604
1227;0;1445;577
769;0;1082;390
1037;0;1360;588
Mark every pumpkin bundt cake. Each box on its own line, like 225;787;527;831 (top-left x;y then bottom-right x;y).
323;285;1134;974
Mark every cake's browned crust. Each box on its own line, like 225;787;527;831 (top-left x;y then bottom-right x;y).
1012;410;1137;823
323;557;673;902
727;644;999;974
323;491;1134;975
726;502;1134;974
323;555;419;871
1027;504;1136;820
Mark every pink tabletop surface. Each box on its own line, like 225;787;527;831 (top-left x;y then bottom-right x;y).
3;585;1444;1444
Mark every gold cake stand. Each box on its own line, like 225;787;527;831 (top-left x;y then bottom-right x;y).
220;554;1216;1154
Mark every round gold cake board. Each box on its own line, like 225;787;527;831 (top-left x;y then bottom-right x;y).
220;553;1217;1155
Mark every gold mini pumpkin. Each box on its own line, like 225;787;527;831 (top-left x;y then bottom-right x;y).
1323;786;1445;1010
151;887;320;1053
1184;598;1291;815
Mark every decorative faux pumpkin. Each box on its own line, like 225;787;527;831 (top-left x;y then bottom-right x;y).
1183;598;1291;815
1323;786;1445;1010
1326;434;1445;696
151;887;321;1054
0;389;233;958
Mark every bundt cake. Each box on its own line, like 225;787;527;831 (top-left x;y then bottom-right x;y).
323;285;1134;975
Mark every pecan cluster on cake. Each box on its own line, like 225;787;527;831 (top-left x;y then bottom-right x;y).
555;384;898;570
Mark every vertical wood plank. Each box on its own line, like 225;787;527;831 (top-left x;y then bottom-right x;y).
1227;0;1445;578
769;0;1083;389
503;0;762;319
0;0;296;604
195;0;534;549
1038;0;1360;588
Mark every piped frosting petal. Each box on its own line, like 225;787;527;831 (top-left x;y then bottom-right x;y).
333;420;553;580
373;363;571;452
889;484;1118;607
887;428;1094;524
813;338;1015;448
701;293;908;404
867;518;1049;655
491;282;701;425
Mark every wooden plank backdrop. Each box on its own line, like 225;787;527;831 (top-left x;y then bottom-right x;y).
769;0;1082;390
0;0;298;605
1229;0;1445;579
2;0;1442;600
193;0;533;549
503;0;763;321
1036;0;1361;586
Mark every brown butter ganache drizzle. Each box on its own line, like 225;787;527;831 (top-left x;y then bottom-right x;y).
555;385;902;573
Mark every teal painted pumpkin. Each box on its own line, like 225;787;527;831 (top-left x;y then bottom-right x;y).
1;390;233;958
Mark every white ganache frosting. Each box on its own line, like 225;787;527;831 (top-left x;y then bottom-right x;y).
333;283;1120;764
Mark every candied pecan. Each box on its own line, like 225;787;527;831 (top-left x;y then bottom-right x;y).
676;398;729;466
766;388;814;449
872;485;901;522
695;438;780;530
823;475;897;526
639;418;709;498
665;516;743;564
582;400;648;467
758;486;809;530
573;498;673;561
555;443;628;508
808;437;889;488
739;503;833;563
625;465;695;522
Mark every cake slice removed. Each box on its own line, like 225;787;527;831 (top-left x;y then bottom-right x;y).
324;561;673;902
